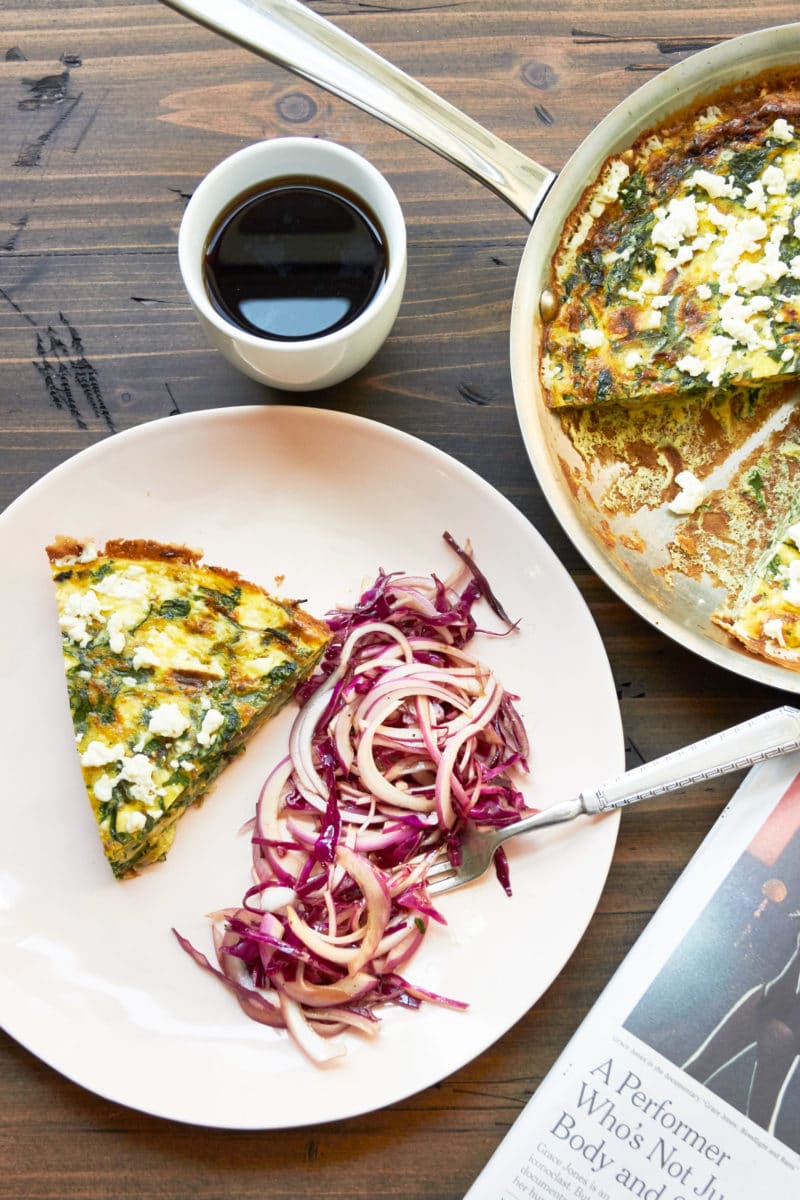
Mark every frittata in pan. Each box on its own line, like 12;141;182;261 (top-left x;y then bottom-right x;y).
541;69;800;410
48;537;330;878
713;501;800;669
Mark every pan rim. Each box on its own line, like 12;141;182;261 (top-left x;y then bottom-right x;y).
509;21;800;693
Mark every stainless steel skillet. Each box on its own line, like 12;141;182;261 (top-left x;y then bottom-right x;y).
160;1;800;693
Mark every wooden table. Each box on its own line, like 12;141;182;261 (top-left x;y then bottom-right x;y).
2;2;799;1196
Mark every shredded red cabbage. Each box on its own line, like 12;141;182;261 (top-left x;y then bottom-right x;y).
174;535;531;1064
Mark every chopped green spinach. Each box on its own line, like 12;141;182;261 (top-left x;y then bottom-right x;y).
160;597;191;619
726;147;769;187
197;585;241;615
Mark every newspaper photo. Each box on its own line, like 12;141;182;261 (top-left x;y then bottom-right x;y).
465;753;800;1200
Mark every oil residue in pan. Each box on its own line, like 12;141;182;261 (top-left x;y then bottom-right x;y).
555;380;800;635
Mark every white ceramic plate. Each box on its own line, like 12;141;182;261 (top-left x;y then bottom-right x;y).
0;406;622;1129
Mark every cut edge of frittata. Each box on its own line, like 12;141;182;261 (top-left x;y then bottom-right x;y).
47;536;330;878
711;494;800;670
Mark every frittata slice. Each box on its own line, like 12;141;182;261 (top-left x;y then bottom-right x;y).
712;497;800;669
48;537;330;878
541;69;800;409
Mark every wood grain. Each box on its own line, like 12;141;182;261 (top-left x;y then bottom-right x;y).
2;1;799;1196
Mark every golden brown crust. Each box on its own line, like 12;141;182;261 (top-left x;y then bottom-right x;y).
46;535;88;562
46;535;202;566
46;537;330;645
101;538;202;566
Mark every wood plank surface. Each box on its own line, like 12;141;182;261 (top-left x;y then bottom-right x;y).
2;2;800;1197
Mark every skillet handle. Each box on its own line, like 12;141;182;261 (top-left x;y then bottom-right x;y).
160;0;555;222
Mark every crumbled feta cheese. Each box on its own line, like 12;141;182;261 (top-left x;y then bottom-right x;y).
578;327;605;350
762;164;787;196
706;335;735;387
733;215;769;244
540;356;558;389
713;214;770;296
95;569;149;601
641;309;663;331
744;180;767;213
246;650;287;679
93;773;115;803
53;541;98;567
106;610;128;655
785;523;800;548
719;293;775;350
81;741;125;768
624;350;642;369
59;588;102;646
691;169;740;200
589;158;630;214
668;470;707;515
734;249;787;293
117;753;158;803
697;105;722;127
771;118;795;144
132;645;160;670
676;354;705;378
564;210;596;256
197;707;225;747
705;203;736;232
696;283;713;300
59;615;91;647
783;347;795;363
691;232;718;254
651;194;699;251
148;702;190;739
763;618;786;645
651;295;672;309
116;807;147;834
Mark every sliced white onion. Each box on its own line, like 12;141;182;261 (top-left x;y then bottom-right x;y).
177;547;529;1066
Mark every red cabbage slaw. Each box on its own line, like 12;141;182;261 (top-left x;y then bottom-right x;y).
174;536;531;1064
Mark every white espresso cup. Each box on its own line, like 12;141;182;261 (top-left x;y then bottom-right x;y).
178;137;407;391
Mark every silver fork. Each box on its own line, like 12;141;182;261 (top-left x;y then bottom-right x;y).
423;706;800;896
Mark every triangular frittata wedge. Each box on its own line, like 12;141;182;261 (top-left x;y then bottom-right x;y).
712;497;800;670
47;537;330;878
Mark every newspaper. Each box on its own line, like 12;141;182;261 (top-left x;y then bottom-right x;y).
465;753;800;1200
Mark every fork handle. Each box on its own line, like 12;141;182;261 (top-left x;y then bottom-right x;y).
487;708;800;851
580;706;800;814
